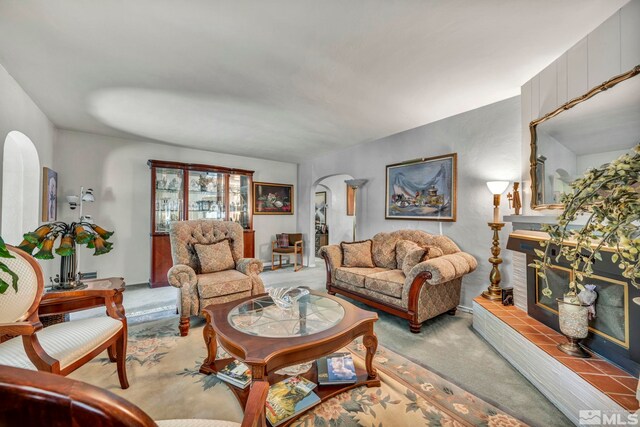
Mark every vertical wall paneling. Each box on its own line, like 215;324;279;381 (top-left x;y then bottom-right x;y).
621;0;640;70
587;11;621;88
520;80;533;214
539;61;558;115
530;75;540;119
567;37;589;100
556;53;569;106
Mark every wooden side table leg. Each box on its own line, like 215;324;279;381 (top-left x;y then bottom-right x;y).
251;365;266;381
363;327;378;380
199;311;218;375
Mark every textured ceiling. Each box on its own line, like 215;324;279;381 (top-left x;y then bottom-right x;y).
0;0;628;162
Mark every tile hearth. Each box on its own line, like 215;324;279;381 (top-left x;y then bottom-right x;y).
473;297;638;414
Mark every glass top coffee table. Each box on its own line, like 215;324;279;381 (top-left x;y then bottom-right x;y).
199;290;380;423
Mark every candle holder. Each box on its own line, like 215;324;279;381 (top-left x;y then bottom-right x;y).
482;222;505;300
556;298;591;358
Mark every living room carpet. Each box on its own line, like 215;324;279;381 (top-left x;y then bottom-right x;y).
69;317;528;427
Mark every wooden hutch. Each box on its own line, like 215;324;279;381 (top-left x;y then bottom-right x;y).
148;160;255;288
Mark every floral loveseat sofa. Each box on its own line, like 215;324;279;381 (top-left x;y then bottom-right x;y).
320;230;477;333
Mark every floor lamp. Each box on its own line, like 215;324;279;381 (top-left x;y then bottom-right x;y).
345;179;368;241
482;181;509;300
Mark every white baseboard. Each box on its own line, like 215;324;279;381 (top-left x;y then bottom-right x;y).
457;304;473;314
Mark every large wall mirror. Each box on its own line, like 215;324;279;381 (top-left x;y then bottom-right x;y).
529;65;640;209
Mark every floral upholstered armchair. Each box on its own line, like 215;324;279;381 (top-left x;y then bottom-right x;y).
168;220;264;336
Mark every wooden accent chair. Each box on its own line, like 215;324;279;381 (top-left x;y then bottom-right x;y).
271;233;303;271
167;220;265;336
0;245;129;388
0;365;269;427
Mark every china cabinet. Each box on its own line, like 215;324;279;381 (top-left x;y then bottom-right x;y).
148;160;254;288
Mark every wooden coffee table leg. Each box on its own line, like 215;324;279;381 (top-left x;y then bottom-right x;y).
251;364;266;381
363;325;378;380
199;311;218;374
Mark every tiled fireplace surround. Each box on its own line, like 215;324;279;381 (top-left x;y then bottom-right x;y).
473;219;639;425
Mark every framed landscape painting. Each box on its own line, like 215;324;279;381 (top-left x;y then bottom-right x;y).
253;182;294;215
42;167;58;221
385;153;457;221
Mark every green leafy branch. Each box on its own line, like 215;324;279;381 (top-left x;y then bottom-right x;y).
530;144;640;298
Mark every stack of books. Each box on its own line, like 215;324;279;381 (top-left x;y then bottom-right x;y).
317;352;357;385
216;360;252;389
265;376;320;426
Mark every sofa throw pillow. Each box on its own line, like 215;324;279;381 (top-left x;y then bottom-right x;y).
277;233;290;248
341;240;375;268
194;239;235;274
402;247;429;276
402;245;445;276
395;240;422;270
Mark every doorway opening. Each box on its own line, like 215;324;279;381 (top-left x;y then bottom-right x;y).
1;131;40;244
310;174;354;267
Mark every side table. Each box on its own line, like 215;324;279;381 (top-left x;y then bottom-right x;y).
39;277;126;326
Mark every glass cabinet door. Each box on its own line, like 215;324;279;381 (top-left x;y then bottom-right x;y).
188;171;225;220
229;174;250;229
154;167;184;233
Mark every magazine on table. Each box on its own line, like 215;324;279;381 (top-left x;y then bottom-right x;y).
317;352;357;385
265;376;319;426
216;360;251;389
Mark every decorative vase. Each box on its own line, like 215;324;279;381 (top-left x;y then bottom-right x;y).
556;297;591;358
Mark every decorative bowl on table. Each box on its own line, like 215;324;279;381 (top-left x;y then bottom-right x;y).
267;287;310;311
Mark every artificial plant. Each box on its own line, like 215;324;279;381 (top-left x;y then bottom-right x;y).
531;144;640;298
18;222;114;259
0;236;18;294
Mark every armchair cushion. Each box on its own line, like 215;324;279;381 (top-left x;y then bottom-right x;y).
273;247;295;254
197;270;252;299
194;239;235;273
335;267;388;288
0;317;122;371
365;270;405;298
276;233;290;248
340;240;375;268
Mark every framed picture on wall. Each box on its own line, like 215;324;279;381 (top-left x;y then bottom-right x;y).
385;153;457;221
315;191;327;227
42;167;58;221
253;182;294;215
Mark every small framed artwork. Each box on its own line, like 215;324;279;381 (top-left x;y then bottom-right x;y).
42;167;58;221
253;182;294;215
346;185;355;216
502;287;514;306
315;191;327;226
385;153;457;221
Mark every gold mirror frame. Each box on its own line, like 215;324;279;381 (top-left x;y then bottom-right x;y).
529;65;640;210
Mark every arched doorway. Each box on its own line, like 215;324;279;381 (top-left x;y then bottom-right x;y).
1;131;40;244
309;173;354;267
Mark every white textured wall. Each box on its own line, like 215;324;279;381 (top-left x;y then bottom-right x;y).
0;64;57;280
316;174;352;245
54;130;298;285
298;97;521;308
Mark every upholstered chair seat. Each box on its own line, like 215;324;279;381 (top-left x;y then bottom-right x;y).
167;220;265;336
0;246;129;389
0;317;122;371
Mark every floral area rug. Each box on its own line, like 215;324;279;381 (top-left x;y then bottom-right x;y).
69;317;528;427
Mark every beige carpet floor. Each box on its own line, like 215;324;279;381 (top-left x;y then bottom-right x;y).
70;316;529;426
